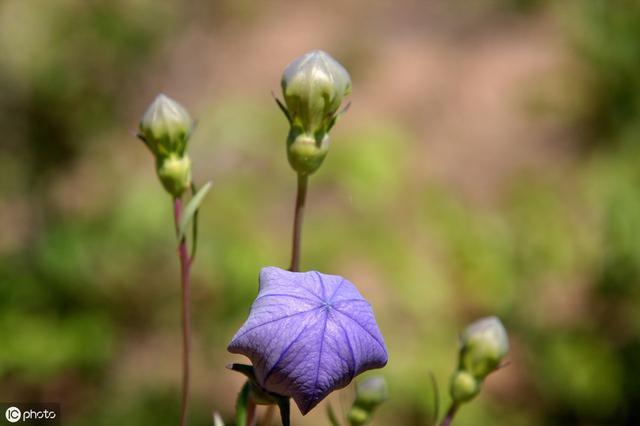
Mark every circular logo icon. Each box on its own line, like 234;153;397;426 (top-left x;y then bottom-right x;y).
5;407;20;423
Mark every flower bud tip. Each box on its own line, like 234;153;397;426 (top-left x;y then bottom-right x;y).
139;93;192;158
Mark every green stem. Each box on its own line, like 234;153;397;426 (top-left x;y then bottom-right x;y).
289;174;308;272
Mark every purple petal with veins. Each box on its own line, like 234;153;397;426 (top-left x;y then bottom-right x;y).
227;266;388;414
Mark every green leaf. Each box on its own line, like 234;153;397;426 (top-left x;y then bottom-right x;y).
327;403;343;426
189;182;200;261
235;381;251;426
272;91;292;125
327;101;351;132
178;180;212;241
428;370;440;426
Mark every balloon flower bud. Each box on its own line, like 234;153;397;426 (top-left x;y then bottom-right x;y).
459;316;509;380
138;94;194;197
353;376;389;411
279;50;351;175
347;406;370;426
448;317;509;406
348;376;389;426
139;94;192;158
449;370;480;404
156;154;192;198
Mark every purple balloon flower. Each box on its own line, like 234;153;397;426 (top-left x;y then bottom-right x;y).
228;267;388;414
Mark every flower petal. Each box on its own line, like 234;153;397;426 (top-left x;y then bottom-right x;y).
228;267;388;414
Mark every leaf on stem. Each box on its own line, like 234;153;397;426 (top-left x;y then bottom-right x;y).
235;381;251;426
272;91;292;125
189;182;200;262
327;403;343;426
428;370;440;426
178;180;212;241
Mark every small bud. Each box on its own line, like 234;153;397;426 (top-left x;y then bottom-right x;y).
459;316;509;380
286;131;330;175
347;406;370;426
156;154;191;198
449;370;480;404
139;94;192;158
353;377;389;411
279;50;351;175
281;50;351;135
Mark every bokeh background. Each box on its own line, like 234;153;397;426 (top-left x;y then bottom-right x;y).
1;0;640;425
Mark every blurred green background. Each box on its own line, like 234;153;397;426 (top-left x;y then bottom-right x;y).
1;0;640;425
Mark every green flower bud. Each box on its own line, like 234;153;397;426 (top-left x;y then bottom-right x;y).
139;94;192;158
156;154;191;198
347;406;370;426
449;370;480;404
459;316;509;380
279;50;351;175
286;130;330;175
353;377;389;411
281;50;351;135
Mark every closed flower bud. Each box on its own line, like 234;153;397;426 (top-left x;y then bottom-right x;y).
139;94;192;158
459;316;509;380
449;370;480;404
279;50;351;175
156;154;191;198
286;131;330;175
353;377;389;411
347;406;370;426
281;50;351;135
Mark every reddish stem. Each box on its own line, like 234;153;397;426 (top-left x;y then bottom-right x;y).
247;398;257;426
260;406;275;426
174;198;192;426
440;404;458;426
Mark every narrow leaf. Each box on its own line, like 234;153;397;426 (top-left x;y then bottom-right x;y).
428;370;439;426
235;381;251;426
272;91;292;125
178;180;212;241
190;182;200;262
227;363;257;381
326;403;343;426
327;101;351;132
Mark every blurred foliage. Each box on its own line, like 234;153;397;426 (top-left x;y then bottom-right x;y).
566;0;640;145
0;0;175;186
1;1;640;426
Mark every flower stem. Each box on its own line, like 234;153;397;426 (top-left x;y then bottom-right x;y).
268;174;308;426
440;404;458;426
260;406;275;426
247;398;256;426
174;197;192;426
289;173;308;272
